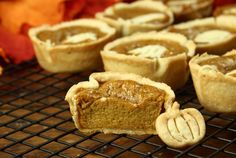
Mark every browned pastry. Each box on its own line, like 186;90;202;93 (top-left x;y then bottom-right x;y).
167;16;236;55
189;50;236;113
214;4;236;17
65;72;175;135
28;19;116;73
96;0;173;36
139;0;213;22
156;102;206;148
101;32;196;90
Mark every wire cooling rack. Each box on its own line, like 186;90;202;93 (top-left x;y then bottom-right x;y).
0;60;235;158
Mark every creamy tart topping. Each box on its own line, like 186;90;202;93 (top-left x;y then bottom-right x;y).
37;26;106;45
62;32;97;44
128;45;168;58
111;40;187;58
169;26;235;44
199;55;236;74
194;30;232;44
130;13;167;24
167;0;198;5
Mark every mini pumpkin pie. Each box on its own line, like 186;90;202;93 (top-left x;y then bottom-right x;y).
95;1;173;36
65;72;206;148
65;71;175;135
189;50;236;113
29;19;116;73
101;32;196;90
167;16;236;55
214;4;236;17
140;0;213;22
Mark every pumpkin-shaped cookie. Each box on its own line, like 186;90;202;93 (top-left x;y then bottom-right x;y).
156;102;206;148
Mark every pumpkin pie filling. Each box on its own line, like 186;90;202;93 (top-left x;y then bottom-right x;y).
169;25;236;44
111;40;188;58
37;26;106;45
199;55;236;74
76;80;165;131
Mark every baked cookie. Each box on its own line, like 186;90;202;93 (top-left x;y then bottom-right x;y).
96;0;173;36
65;72;175;135
156;102;205;148
139;0;213;22
214;4;236;17
167;16;236;55
29;19;116;73
101;32;196;90
189;50;236;113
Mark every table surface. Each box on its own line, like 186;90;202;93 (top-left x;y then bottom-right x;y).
0;60;235;158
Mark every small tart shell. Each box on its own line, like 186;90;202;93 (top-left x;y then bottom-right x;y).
168;0;213;22
65;71;175;135
101;32;196;90
167;16;236;55
96;1;173;36
189;50;236;113
29;19;116;73
139;0;213;22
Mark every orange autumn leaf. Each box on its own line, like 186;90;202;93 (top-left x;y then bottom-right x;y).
0;26;35;64
0;0;65;33
0;48;10;63
64;0;86;20
0;47;10;75
77;0;121;18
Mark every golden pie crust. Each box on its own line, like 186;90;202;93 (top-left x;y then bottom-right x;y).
101;32;196;90
29;19;116;73
214;4;236;17
65;72;175;135
189;50;236;113
96;1;173;36
140;0;213;22
167;16;236;55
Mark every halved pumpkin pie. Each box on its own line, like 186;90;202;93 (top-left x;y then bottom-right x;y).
96;1;173;36
189;50;236;113
65;72;175;135
101;32;196;90
167;16;236;55
65;72;206;148
214;4;236;17
29;19;116;73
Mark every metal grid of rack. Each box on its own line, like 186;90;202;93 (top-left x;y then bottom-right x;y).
0;60;235;158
